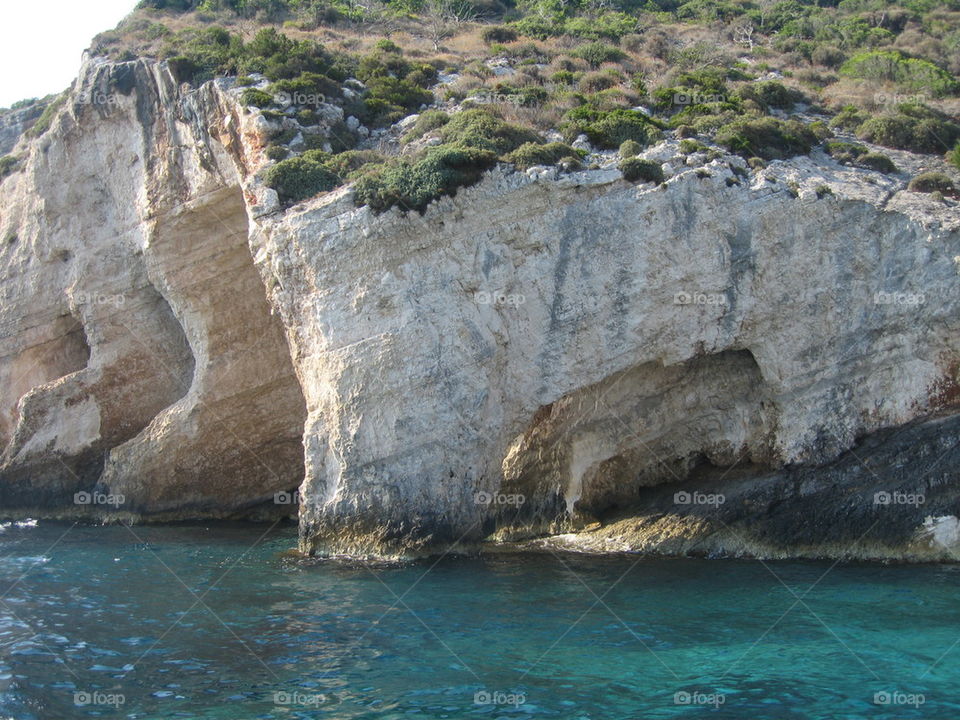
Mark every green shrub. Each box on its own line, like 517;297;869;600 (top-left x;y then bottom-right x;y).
841;50;958;97
735;80;802;110
241;88;274;107
619;157;664;184
505;142;579;169
0;155;19;178
811;45;846;69
374;39;401;53
824;140;867;164
857;152;897;174
679;139;707;154
715;117;817;160
949;142;960;171
236;75;257;86
28;94;66;138
404;109;451;143
439;109;540;154
563;12;637;41
908;172;955;194
829;105;868;132
482;26;517;44
321;149;386;178
571;42;626;68
579;71;619;93
856;106;960;154
353;144;498;213
558;155;583;172
619;139;643;157
265;145;289;160
263;155;341;204
562;108;659;150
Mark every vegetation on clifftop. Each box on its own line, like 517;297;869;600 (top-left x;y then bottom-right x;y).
39;0;951;211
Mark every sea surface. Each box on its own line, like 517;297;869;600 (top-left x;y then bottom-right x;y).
0;520;958;719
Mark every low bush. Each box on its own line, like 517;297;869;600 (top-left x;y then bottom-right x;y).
240;88;274;107
403;109;451;143
840;50;958;97
824;140;867;164
504;142;580;169
571;42;626;68
857;152;897;174
949;142;960;171
715;117;817;160
28;94;66;138
562;108;659;150
619;157;664;184
0;155;19;178
828;105;868;132
321;149;386;178
856;105;960;154
908;172;955;194
735;80;803;111
481;26;517;44
619;139;642;157
263;155;341;203
679;139;707;154
265;145;289;160
352;144;498;213
439;109;540;154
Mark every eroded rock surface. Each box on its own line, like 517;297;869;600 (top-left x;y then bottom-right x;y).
2;57;960;561
0;58;305;519
254;159;960;558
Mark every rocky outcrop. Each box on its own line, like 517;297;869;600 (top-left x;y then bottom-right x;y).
0;99;48;157
0;58;305;519
2;56;960;561
253;158;960;559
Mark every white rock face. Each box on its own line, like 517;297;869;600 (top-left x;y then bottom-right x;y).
2;58;960;560
0;59;305;517
252;158;960;557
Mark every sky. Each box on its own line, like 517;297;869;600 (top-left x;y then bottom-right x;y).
0;0;139;108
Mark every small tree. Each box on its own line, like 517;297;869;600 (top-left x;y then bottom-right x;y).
733;22;756;50
421;0;478;51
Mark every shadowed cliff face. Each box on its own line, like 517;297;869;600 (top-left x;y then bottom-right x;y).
2;57;960;560
0;59;306;519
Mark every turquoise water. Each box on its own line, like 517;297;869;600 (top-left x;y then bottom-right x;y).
1;521;959;719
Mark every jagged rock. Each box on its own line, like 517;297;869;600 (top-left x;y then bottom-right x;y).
2;58;960;563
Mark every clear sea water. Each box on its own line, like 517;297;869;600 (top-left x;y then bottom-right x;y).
1;520;958;719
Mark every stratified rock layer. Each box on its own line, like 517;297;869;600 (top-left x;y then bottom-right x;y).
0;59;306;519
2;57;960;560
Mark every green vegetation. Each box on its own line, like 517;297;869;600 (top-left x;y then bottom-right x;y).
504;142;581;169
908;171;955;194
619;139;642;158
240;88;273;107
856;104;960;154
561;108;659;150
949;142;960;171
716;117;817;161
619;157;664;184
438;109;540;154
840;51;958;97
353;144;498;213
262;154;341;203
0;155;19;179
76;0;958;212
403;110;450;143
28;94;67;138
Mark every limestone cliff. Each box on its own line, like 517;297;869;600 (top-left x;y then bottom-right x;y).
2;57;960;561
